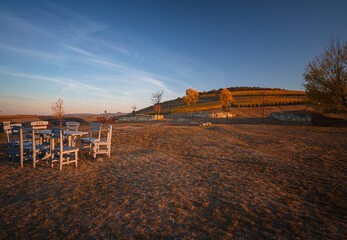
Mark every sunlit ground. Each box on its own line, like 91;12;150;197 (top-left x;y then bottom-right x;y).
0;119;346;239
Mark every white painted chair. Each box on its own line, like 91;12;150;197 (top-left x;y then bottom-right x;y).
92;124;112;158
4;123;25;159
10;126;49;168
11;126;25;165
66;121;80;131
80;122;102;151
23;128;50;168
50;128;78;170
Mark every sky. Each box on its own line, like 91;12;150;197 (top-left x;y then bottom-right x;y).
0;0;346;115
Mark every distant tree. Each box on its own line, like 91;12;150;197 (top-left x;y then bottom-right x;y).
151;90;164;119
303;38;346;112
51;98;64;126
220;88;234;112
132;105;137;116
183;88;199;117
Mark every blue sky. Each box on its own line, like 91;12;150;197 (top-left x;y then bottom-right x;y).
0;0;346;115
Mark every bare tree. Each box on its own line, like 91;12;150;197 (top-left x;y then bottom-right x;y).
51;98;64;126
151;90;164;119
132;105;137;116
303;38;346;112
151;90;164;105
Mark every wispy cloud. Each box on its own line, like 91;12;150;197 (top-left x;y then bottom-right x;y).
0;69;104;92
95;38;142;58
62;44;172;92
0;94;50;103
44;2;107;40
0;43;66;62
0;8;53;37
63;45;95;57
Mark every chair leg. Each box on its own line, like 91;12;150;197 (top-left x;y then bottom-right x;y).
75;151;78;167
33;152;36;168
20;148;23;168
12;147;15;162
93;144;97;158
59;153;62;171
51;152;54;168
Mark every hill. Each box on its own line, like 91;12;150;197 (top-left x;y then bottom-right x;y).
137;87;307;115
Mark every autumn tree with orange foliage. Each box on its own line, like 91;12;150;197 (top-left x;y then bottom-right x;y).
220;88;234;112
183;88;199;117
153;104;161;120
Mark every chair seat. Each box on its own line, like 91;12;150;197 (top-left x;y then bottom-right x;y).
55;146;79;153
23;144;50;151
8;141;33;147
81;137;98;142
94;141;110;144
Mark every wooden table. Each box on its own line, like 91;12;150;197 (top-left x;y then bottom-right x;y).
37;130;88;146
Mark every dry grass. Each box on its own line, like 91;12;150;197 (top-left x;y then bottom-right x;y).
0;118;346;239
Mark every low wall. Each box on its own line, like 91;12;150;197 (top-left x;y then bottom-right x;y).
270;112;311;122
192;112;236;118
115;115;164;122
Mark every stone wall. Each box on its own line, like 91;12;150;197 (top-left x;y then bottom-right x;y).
270;112;311;122
192;112;235;118
115;115;164;122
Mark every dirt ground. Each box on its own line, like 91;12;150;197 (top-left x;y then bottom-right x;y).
0;116;346;239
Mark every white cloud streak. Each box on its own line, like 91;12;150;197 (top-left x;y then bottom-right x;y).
0;44;66;61
0;69;104;92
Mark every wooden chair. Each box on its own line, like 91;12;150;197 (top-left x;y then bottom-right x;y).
23;128;50;168
92;124;112;158
10;126;48;168
11;126;25;165
50;128;79;170
4;124;24;159
66;121;80;131
80;123;102;151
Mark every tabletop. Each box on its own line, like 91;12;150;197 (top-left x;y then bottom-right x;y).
37;130;88;136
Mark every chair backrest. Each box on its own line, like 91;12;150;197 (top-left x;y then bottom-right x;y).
31;121;49;130
51;128;64;139
90;122;102;140
66;121;80;131
106;124;112;142
3;121;11;126
4;124;22;144
11;126;23;146
23;128;37;152
51;128;64;151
